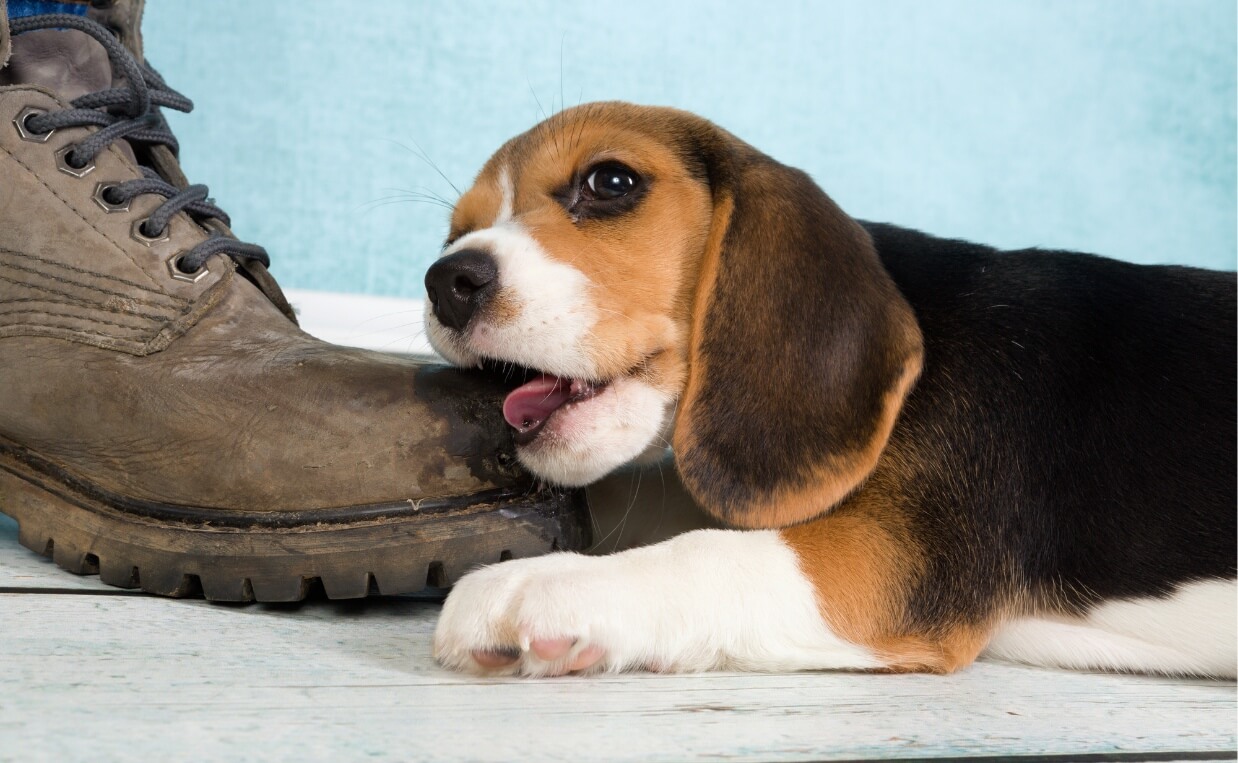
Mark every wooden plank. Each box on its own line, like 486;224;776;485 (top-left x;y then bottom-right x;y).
1;592;1233;763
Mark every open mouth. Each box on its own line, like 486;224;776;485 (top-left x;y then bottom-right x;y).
501;373;608;446
478;351;659;448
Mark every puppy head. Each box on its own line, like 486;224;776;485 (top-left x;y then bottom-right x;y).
426;102;922;527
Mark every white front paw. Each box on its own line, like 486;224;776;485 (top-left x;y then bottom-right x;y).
432;553;649;677
432;529;881;677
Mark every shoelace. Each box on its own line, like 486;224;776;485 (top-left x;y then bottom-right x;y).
10;13;269;275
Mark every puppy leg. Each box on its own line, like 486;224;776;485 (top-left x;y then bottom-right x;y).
433;529;882;676
983;578;1237;678
779;513;994;675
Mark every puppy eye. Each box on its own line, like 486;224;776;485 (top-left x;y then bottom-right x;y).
584;162;639;200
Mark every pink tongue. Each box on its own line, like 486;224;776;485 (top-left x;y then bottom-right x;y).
502;374;574;432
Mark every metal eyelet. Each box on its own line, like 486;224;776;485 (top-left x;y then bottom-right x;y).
93;182;131;213
55;145;96;178
14;106;54;143
130;218;170;246
166;253;210;283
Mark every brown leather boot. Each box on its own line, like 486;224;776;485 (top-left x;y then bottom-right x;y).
0;2;586;601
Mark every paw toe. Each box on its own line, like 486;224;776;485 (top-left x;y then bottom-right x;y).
530;637;577;661
470;647;521;669
567;644;607;672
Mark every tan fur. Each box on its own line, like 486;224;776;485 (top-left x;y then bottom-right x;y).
448;173;504;240
779;483;992;674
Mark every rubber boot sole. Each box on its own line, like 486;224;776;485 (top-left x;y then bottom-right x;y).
0;444;588;602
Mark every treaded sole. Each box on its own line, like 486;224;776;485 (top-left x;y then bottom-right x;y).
0;453;589;603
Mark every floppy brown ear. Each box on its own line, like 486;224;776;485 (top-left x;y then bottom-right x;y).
673;135;923;529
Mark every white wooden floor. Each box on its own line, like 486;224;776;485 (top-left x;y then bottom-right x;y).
1;512;1234;763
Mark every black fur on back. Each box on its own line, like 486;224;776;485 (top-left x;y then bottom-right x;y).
860;222;1236;625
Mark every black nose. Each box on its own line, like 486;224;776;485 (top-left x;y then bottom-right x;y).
425;249;499;331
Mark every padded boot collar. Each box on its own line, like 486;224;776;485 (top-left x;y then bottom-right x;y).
0;0;146;62
0;0;144;73
3;27;113;99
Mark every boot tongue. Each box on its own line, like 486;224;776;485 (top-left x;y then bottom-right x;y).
502;375;575;433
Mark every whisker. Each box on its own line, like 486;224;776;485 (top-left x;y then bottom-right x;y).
357;198;454;213
356;203;451;216
379;185;457;207
357;192;454;208
649;457;669;540
527;78;549;122
558;33;566;116
376;137;462;197
612;466;643;553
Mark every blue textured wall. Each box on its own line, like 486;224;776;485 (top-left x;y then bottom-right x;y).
142;1;1236;297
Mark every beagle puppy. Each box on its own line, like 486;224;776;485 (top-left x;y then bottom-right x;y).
425;102;1237;678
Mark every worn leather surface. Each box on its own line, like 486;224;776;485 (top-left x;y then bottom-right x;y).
0;84;224;351
0;13;529;512
0;277;527;509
